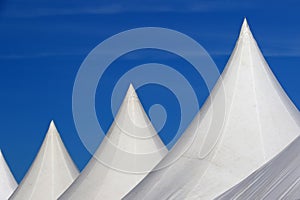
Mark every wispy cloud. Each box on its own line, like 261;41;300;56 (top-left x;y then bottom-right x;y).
0;51;86;59
1;5;123;18
264;51;300;57
261;38;300;57
1;0;258;18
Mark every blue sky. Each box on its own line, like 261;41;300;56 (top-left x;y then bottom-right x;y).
0;0;299;182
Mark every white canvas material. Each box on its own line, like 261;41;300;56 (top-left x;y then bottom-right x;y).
124;19;300;200
0;150;17;200
9;121;79;200
59;84;168;200
216;135;300;200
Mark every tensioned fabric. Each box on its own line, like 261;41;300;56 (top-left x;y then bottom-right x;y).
9;121;79;200
124;19;300;200
59;84;168;200
216;135;300;200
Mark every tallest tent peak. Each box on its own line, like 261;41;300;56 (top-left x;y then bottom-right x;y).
242;17;249;28
239;17;253;40
49;120;55;128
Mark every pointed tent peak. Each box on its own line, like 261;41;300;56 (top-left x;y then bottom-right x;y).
50;119;55;126
125;83;138;100
0;149;6;163
0;149;6;165
9;121;79;200
49;120;56;128
129;83;135;91
242;17;248;27
0;149;7;162
58;84;168;200
108;82;162;141
241;18;250;33
0;149;5;162
0;149;5;160
239;17;254;40
0;149;12;170
0;149;4;162
46;120;59;135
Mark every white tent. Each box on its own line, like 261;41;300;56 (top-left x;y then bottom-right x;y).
9;121;79;200
216;135;300;200
0;150;17;200
59;84;168;199
124;19;300;200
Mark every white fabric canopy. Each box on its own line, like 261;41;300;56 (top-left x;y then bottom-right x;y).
9;121;79;200
59;84;168;200
0;150;17;200
124;19;300;200
216;135;300;200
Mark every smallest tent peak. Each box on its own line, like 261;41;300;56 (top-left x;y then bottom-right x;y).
0;149;5;163
0;150;6;164
0;149;17;200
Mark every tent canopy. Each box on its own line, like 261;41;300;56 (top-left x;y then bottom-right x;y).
9;121;79;200
216;135;300;200
124;18;300;200
59;84;168;200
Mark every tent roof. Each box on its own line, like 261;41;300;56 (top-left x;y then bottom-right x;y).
124;18;300;200
9;121;79;200
0;150;17;200
216;135;300;200
59;84;168;200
